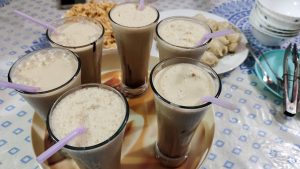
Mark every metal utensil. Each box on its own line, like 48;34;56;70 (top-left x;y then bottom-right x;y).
259;50;283;86
247;44;283;95
292;44;299;114
283;43;299;116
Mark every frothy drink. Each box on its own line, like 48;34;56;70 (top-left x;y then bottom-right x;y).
109;3;159;97
8;48;81;121
156;17;211;61
154;64;214;106
150;57;221;167
48;84;129;169
47;17;104;84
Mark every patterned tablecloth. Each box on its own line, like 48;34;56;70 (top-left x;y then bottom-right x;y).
1;0;300;169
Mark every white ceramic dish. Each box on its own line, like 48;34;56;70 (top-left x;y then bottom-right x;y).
257;0;300;21
103;47;118;56
251;8;299;37
251;25;286;46
255;3;300;30
254;6;300;33
249;12;287;46
150;9;249;74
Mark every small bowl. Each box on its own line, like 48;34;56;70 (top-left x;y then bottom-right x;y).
253;13;299;37
254;5;300;31
251;8;299;36
255;4;300;31
249;11;297;45
250;23;287;46
257;0;300;22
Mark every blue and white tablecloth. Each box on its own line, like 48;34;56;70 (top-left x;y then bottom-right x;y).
0;0;300;169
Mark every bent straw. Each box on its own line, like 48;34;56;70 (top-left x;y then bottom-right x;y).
0;80;40;92
197;29;235;46
202;96;236;110
36;127;87;164
13;10;56;31
138;0;145;10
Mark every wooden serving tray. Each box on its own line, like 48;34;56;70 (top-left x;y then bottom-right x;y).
31;55;215;169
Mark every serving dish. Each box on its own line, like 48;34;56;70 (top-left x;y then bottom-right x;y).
31;54;216;169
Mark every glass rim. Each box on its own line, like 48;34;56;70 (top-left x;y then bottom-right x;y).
46;16;105;49
150;57;222;109
8;47;81;95
156;16;212;49
46;83;129;151
108;2;160;29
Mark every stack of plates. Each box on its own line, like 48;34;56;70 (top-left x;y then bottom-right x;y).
249;0;300;46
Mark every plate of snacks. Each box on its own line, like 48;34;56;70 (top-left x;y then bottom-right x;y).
64;0;117;55
150;9;249;74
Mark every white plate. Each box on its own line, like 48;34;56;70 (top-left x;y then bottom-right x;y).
103;47;118;56
151;9;249;74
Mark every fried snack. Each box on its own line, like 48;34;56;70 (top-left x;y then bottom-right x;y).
200;51;219;67
194;13;242;66
65;0;117;49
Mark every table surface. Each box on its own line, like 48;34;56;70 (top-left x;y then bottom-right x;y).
1;0;300;169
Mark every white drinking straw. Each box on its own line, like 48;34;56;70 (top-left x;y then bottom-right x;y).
197;29;235;46
36;127;87;164
202;96;236;110
0;80;40;92
138;0;145;10
13;10;56;31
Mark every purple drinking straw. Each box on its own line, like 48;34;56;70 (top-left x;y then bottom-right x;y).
202;96;236;110
36;127;87;164
13;10;56;32
0;80;40;93
138;0;145;10
197;29;235;46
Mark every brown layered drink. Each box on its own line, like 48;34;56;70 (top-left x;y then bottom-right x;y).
109;3;159;97
47;17;104;84
150;57;221;167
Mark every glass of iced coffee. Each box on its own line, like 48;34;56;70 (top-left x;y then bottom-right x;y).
8;48;81;121
150;57;221;167
156;16;212;61
47;84;129;169
109;3;159;97
47;16;104;84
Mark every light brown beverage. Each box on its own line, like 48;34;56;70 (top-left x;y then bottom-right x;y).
109;3;159;97
156;17;212;61
47;84;129;169
8;48;81;121
47;16;104;84
150;57;221;167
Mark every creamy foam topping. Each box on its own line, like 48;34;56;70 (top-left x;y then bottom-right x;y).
154;63;214;106
110;3;157;27
158;19;209;47
11;49;78;92
50;21;102;47
50;87;126;147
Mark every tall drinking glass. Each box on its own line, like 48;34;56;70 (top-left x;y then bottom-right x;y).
109;3;159;97
8;47;81;121
150;57;221;167
47;84;129;169
47;16;104;84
